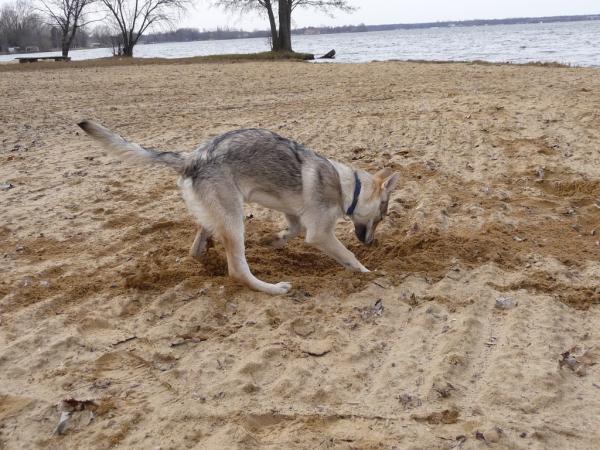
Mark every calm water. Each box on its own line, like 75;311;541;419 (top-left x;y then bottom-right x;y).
2;20;599;66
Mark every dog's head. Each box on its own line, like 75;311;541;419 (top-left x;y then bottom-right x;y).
351;168;400;245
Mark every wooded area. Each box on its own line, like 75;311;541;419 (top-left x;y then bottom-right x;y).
0;0;353;57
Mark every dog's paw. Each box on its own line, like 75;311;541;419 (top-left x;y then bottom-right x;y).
343;261;370;273
272;281;292;295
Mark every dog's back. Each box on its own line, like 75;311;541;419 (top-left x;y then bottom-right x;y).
184;128;342;209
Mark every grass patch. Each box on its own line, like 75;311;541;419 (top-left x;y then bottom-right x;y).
0;50;315;72
200;51;314;61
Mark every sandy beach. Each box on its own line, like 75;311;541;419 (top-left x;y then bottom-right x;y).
1;59;600;449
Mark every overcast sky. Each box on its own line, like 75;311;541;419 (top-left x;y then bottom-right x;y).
1;0;597;30
182;0;600;31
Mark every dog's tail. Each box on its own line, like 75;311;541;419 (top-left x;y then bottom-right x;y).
77;120;186;173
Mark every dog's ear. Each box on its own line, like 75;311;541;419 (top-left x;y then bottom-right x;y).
381;172;400;195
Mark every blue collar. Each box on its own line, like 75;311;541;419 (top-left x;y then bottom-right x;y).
346;172;361;216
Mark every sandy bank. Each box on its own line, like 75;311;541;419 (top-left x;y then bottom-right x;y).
1;60;599;449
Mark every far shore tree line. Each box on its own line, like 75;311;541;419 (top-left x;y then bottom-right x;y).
0;0;354;57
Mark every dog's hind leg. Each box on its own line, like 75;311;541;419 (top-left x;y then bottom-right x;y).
189;226;213;259
219;215;292;295
183;179;292;295
270;214;302;249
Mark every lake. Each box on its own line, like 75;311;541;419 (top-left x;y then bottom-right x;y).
2;20;599;66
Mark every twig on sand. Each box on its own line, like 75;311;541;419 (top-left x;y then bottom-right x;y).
169;337;206;347
112;335;137;346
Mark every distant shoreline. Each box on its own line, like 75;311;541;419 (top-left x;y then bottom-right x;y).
142;14;600;45
293;13;600;35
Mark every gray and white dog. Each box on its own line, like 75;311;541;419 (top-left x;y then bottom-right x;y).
78;121;400;295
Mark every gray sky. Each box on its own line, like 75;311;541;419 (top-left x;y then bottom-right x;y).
1;0;597;30
184;0;600;30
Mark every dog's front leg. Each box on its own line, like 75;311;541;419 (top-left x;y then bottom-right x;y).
306;232;369;273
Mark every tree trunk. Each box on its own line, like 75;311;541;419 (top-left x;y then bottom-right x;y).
123;42;134;57
277;0;292;52
128;28;135;56
61;38;69;57
122;31;133;56
62;24;78;57
265;2;279;51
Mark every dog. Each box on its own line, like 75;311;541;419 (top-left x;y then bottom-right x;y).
78;121;400;295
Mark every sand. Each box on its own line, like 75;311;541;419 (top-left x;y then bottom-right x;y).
1;59;600;449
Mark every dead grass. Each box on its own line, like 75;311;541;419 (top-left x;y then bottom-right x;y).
0;51;314;73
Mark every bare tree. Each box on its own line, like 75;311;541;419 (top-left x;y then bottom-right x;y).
98;0;187;56
214;0;354;52
89;23;122;54
37;0;96;56
0;0;51;52
215;0;280;50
